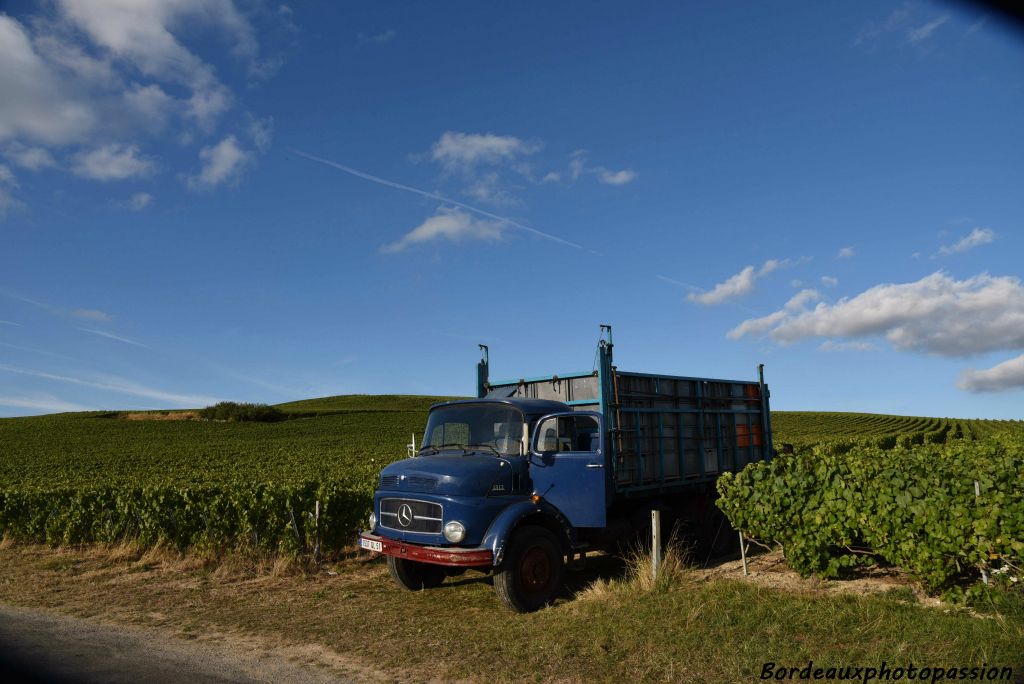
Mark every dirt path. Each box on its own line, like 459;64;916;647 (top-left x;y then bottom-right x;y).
0;605;370;684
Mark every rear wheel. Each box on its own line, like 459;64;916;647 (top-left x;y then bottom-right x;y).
387;555;447;590
494;525;564;612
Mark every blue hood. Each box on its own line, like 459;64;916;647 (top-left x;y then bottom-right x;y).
379;451;508;496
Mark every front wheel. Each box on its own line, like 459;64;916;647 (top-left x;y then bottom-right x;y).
494;525;565;612
387;555;447;591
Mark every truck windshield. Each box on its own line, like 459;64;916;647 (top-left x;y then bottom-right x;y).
421;404;525;456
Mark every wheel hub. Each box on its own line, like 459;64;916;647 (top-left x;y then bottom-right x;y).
519;546;551;591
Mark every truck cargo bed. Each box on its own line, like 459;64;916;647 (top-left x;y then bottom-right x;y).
483;359;773;498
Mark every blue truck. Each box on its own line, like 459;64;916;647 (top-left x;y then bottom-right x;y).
358;327;773;611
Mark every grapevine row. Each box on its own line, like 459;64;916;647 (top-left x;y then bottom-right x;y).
717;435;1024;596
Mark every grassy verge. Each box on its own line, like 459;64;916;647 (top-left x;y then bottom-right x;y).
1;542;1021;683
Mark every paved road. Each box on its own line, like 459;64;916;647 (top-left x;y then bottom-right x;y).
0;606;355;684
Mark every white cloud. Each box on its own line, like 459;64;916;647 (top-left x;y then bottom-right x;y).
464;171;520;206
0;16;98;145
186;86;232;132
357;29;396;45
786;288;823;310
597;168;637;185
688;259;792;306
541;171;561;183
906;16;949;44
958;354;1024;393
728;271;1024;358
557;150;638;187
0;3;258;145
0;291;119;323
821;276;839;288
854;8;948;49
819;340;876;352
0;188;19;218
0;393;90;413
426;131;549;209
71;308;113;321
726;289;822;339
0;341;80;362
117;192;154;210
431;131;540;172
5;144;58;170
57;0;256;80
727;309;788;340
838;246;856;258
71;143;156;181
0;364;219;407
187;135;251;189
569;150;587;180
249;116;274;153
0;163;20;217
381;207;506;253
32;32;119;87
966;17;987;36
292;148;584;250
689;266;757;305
935;227;995;257
854;8;910;46
0;1;270;207
122;83;174;132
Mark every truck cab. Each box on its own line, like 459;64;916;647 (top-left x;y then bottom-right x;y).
359;327;773;612
359;397;605;612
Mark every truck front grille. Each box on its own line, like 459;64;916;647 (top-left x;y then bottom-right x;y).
379;498;443;534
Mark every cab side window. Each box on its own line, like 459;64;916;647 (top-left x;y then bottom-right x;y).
535;415;600;453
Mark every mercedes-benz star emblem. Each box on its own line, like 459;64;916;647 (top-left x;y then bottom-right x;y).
397;503;414;527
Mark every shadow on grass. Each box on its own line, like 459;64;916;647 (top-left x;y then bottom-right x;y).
427;546;748;603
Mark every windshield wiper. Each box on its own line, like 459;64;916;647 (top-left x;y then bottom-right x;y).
419;443;468;454
466;443;503;457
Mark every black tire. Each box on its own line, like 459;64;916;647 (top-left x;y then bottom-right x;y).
387;555;447;591
494;525;565;612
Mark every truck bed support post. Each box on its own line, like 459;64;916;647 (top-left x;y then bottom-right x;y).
651;509;662;580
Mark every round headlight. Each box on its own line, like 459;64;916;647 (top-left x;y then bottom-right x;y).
443;520;466;543
368;512;377;532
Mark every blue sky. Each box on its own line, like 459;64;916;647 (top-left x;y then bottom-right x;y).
1;1;1023;418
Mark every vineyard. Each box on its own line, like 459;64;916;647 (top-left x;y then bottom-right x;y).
2;399;1022;595
771;411;1024;450
720;412;1024;599
0;396;447;555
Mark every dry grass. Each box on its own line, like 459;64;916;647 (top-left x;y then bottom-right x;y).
579;538;696;601
1;543;1021;683
121;411;201;421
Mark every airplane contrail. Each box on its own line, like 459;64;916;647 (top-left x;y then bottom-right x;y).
288;147;585;251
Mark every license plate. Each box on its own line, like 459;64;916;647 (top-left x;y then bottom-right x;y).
360;538;382;552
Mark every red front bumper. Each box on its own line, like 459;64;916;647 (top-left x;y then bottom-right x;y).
359;532;493;567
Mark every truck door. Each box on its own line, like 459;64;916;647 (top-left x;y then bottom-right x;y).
529;411;606;528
